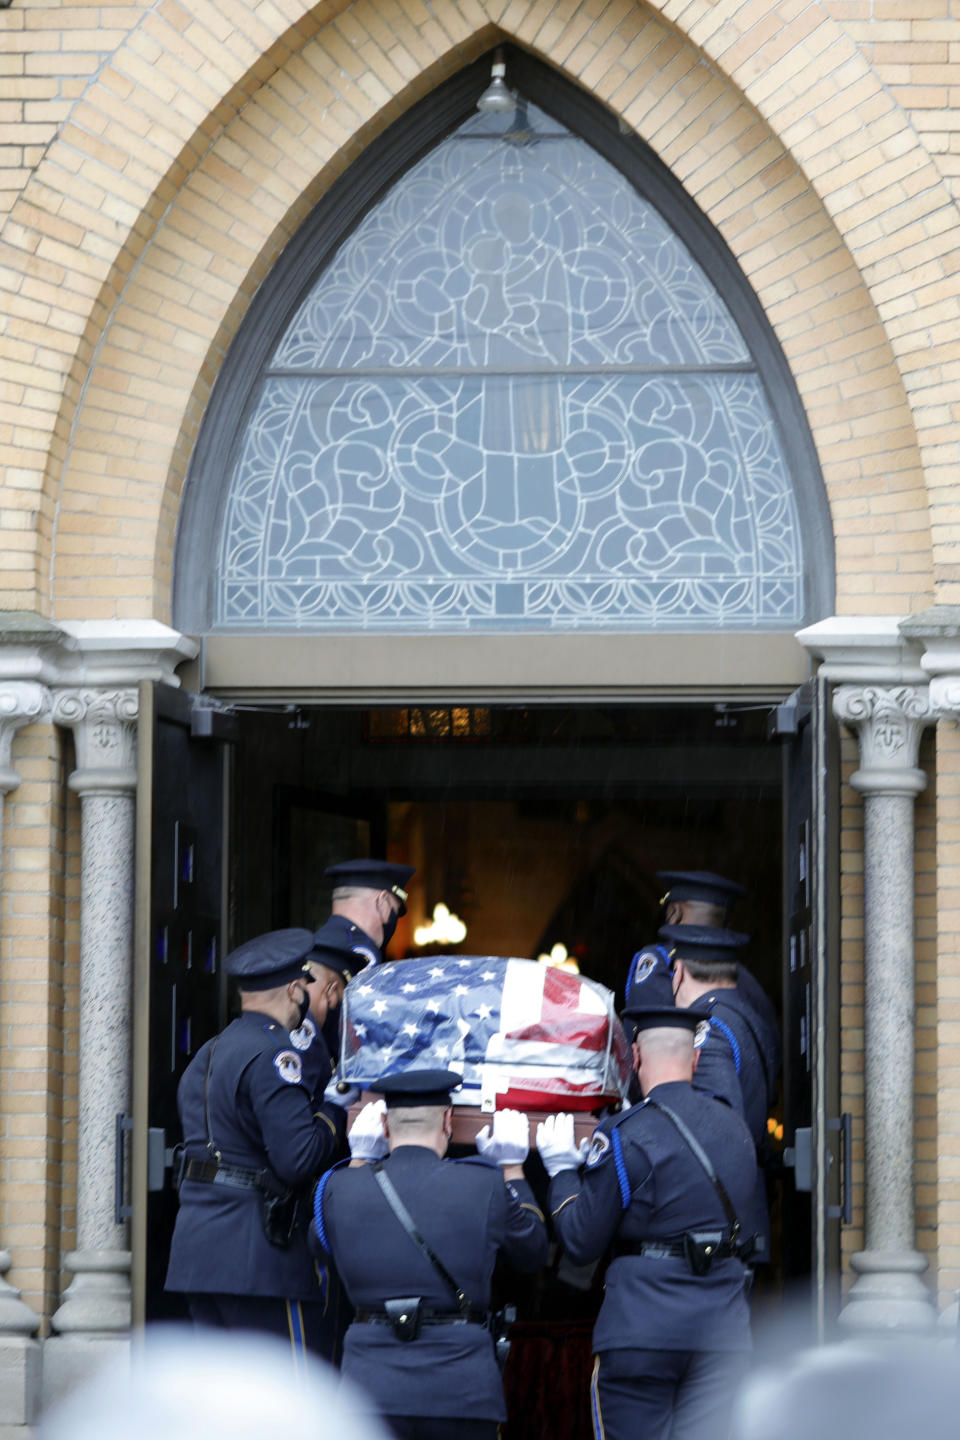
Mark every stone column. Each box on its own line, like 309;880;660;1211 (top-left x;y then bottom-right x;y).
44;687;138;1396
0;684;46;1425
833;683;939;1334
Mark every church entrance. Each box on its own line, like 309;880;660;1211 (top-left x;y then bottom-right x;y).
140;688;842;1384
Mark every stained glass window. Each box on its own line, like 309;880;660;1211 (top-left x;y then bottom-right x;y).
216;101;805;631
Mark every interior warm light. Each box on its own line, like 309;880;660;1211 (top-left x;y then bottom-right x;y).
766;1117;784;1141
537;942;580;974
414;902;467;947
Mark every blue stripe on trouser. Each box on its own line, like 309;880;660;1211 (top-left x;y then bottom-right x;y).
590;1355;605;1440
286;1299;306;1371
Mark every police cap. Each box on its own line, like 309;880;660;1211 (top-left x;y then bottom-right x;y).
657;870;746;910
323;859;415;915
371;1068;463;1108
620;1003;702;1033
657;923;749;962
308;920;361;984
225;928;316;991
624;947;675;1008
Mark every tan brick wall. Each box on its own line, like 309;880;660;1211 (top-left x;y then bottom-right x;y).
0;722;71;1327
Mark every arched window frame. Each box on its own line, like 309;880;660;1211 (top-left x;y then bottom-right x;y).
174;47;834;635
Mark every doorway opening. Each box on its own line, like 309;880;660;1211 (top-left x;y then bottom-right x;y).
146;693;826;1376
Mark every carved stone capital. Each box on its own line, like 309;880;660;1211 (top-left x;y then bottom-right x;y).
0;682;49;795
833;684;937;795
52;688;139;794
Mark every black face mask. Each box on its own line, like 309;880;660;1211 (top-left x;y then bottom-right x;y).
380;903;399;949
295;985;311;1027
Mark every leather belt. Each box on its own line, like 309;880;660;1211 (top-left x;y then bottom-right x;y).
354;1308;489;1327
614;1238;739;1260
183;1158;261;1190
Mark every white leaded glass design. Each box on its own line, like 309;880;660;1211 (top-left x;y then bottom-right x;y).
217;102;804;631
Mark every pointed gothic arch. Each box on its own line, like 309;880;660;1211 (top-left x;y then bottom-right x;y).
173;49;833;636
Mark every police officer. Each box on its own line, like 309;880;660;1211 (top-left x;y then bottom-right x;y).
165;927;358;1357
317;859;415;1062
664;923;780;1265
657;868;779;1046
312;1070;548;1440
537;1007;757;1440
292;932;360;1103
622;870;743;1010
320;858;416;971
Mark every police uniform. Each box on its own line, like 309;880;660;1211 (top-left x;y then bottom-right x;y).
292;933;361;1102
657;869;781;1058
660;924;780;1264
317;860;416;1057
165;928;350;1357
313;1070;548;1440
545;1009;757;1440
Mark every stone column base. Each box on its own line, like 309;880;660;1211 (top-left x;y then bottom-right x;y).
0;1337;41;1429
40;1334;130;1416
838;1249;938;1336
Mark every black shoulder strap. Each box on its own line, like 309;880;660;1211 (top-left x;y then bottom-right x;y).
371;1162;471;1311
203;1037;221;1161
645;1098;740;1239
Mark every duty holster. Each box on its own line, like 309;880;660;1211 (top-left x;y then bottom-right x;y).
259;1179;302;1249
384;1297;423;1342
490;1303;516;1372
682;1230;725;1277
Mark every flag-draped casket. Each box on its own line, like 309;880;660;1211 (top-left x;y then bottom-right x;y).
339;955;632;1111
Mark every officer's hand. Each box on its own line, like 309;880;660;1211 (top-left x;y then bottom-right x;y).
476;1108;530;1167
348;1099;388;1162
536;1113;590;1177
323;1076;361;1109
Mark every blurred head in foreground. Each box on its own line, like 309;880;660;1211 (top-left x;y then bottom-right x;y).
732;1337;960;1440
38;1325;391;1440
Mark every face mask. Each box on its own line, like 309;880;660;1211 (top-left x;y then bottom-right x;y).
295;985;310;1027
380;902;399;948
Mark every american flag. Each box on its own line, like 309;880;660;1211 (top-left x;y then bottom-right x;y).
338;956;632;1112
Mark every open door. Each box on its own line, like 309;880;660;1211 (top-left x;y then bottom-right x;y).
132;684;233;1325
778;676;843;1338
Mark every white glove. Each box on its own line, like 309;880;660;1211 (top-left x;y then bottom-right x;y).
475;1109;530;1167
536;1113;590;1178
323;1076;360;1110
348;1099;388;1162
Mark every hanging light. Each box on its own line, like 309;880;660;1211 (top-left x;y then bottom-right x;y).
537;942;580;974
476;49;514;114
414;903;468;947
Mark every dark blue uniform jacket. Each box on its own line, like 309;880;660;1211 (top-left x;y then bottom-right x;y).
316;1146;548;1420
165;1010;346;1300
549;1080;756;1354
289;1014;335;1105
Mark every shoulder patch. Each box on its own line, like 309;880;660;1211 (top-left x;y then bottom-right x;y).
289;1017;317;1051
273;1049;303;1084
694;1019;711;1050
585;1132;611;1168
351;942;379;971
631;953;660;986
